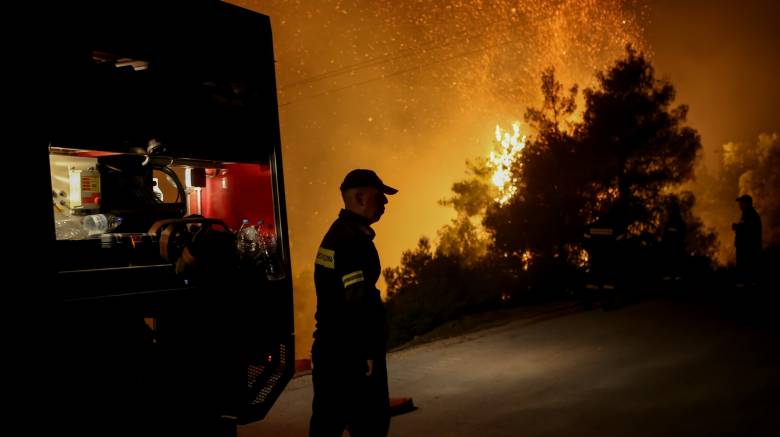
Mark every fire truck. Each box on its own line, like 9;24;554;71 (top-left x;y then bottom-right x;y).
44;2;294;435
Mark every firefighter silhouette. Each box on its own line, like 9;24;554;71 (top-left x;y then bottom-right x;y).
582;212;623;309
732;194;763;286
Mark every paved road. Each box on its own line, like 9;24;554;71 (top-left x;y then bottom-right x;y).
239;298;780;436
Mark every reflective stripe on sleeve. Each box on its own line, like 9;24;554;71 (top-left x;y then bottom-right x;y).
342;270;364;287
315;247;335;269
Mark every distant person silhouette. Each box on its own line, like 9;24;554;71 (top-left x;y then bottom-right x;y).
661;199;687;281
732;194;762;285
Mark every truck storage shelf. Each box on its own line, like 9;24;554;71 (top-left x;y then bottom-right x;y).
58;263;193;301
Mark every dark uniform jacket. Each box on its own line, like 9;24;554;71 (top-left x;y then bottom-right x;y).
312;209;386;364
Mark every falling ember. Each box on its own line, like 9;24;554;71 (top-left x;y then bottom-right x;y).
488;122;526;205
566;244;589;269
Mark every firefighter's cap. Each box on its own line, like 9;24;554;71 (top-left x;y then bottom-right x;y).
736;194;752;204
340;169;398;195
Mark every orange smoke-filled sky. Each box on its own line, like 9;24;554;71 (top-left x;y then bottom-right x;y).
645;0;779;169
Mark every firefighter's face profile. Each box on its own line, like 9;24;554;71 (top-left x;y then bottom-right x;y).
361;187;388;223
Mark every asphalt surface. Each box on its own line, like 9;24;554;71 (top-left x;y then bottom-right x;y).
239;297;780;436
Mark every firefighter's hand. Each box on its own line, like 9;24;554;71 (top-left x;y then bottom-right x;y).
366;359;374;377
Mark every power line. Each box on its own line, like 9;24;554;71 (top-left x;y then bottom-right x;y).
279;32;527;108
278;18;519;91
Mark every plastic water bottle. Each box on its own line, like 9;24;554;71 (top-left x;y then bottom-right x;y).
54;211;88;240
256;220;286;281
82;213;123;235
236;219;259;258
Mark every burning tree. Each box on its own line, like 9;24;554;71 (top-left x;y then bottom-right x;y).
485;66;587;271
485;47;707;277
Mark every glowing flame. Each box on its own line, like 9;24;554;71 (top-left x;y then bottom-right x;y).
488;122;526;205
567;244;589;269
521;250;533;271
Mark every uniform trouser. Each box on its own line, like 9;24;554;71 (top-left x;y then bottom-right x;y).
309;349;390;437
736;248;760;283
